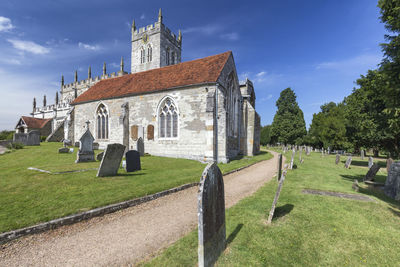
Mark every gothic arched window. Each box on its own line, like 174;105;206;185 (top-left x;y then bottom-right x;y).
140;47;146;64
147;45;152;62
166;48;170;65
171;51;175;65
159;97;178;138
96;104;109;139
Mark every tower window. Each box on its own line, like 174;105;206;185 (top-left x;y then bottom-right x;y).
166;47;170;65
147;45;152;62
140;47;146;64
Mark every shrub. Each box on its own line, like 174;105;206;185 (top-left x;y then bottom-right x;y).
40;136;47;142
7;142;25;150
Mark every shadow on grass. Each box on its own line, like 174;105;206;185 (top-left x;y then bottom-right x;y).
340;174;400;209
351;160;369;167
226;223;243;245
388;207;400;218
273;204;294;221
115;172;146;177
228;151;268;163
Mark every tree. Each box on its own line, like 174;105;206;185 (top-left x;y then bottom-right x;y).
260;125;271;145
270;88;306;144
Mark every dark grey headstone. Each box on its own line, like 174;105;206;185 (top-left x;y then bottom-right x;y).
387;158;394;173
198;162;225;267
97;143;126;177
58;147;69;153
137;137;144;156
335;154;340;165
345;156;352;169
368;156;373;169
384;162;400;200
277;153;282;181
93;142;99;150
364;163;380;182
96;152;104;161
125;150;141;172
74;141;80;147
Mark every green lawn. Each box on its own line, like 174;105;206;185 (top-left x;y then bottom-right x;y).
143;149;400;266
0;142;271;233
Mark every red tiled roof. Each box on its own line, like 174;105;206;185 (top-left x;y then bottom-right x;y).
21;116;52;129
72;51;232;105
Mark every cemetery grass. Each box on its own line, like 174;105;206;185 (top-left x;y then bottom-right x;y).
0;143;272;233
143;150;400;266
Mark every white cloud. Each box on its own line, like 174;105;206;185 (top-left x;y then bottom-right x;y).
78;42;100;51
182;24;222;35
0;58;21;65
0;16;13;32
220;32;239;41
7;39;50;54
140;14;145;20
315;54;381;71
256;71;266;77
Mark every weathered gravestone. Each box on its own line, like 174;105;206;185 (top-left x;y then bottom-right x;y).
97;143;126;177
364;163;380;182
335;154;340;165
368;156;373;169
136;137;144;156
198;162;225;267
93;142;99;150
345;156;352;169
387;158;394;173
74;141;80;147
125;150;141;172
384;162;400;200
277;153;282;181
306;147;310;156
299;150;302;163
290;150;295;169
75;124;95;163
96;152;104;161
361;150;365;160
13;130;40;146
63;139;72;147
267;167;287;224
58;147;69;153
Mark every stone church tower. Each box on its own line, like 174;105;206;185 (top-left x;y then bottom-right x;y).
131;9;182;73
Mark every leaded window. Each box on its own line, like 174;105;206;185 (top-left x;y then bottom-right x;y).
147;45;152;62
140;47;145;64
96;104;109;139
159;98;178;138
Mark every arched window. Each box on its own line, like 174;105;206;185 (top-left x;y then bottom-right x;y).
147;45;152;62
140;47;145;64
171;51;175;65
159;97;178;138
96;104;109;139
226;73;237;137
166;47;170;65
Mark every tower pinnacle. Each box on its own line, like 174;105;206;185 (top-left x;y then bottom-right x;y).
61;75;64;87
88;66;91;79
158;8;163;23
103;62;106;76
74;70;78;83
120;57;124;72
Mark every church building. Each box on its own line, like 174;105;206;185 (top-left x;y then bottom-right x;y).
24;10;261;163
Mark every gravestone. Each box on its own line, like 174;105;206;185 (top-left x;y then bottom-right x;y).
198;162;225;267
96;151;104;161
267;167;287;224
299;150;302;163
137;137;144;156
345;156;352;169
368;156;373;169
335;154;340;165
290;150;295;169
93;142;99;150
63;139;72;147
74;141;79;147
75;122;95;163
361;150;365;160
125;150;141;172
306;147;310;156
387;158;394;173
364;163;380;182
384;162;400;200
58;147;69;153
277;153;282;181
97;143;126;177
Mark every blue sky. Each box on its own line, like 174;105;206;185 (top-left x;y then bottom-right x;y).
0;0;386;130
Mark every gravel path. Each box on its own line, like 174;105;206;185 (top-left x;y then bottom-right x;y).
0;151;281;267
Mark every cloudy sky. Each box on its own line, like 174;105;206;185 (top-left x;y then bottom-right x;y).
0;0;386;130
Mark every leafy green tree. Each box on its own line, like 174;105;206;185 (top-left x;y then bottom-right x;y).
260;125;272;146
270;88;306;144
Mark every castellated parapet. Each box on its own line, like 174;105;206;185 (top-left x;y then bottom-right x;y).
131;10;182;74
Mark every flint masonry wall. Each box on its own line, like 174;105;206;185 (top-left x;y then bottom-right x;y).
73;84;231;163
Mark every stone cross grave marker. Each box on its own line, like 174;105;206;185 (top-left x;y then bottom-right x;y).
361;150;365;160
97;143;126;177
387;158;394;173
364;163;380;182
368;156;373;169
136;137;144;156
267;166;288;224
345;156;352;169
335;154;340;165
277;153;282;181
125;150;141;172
290;150;295;169
75;122;95;163
198;162;225;267
384;162;400;200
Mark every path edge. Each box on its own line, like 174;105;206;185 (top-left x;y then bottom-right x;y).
0;154;273;245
